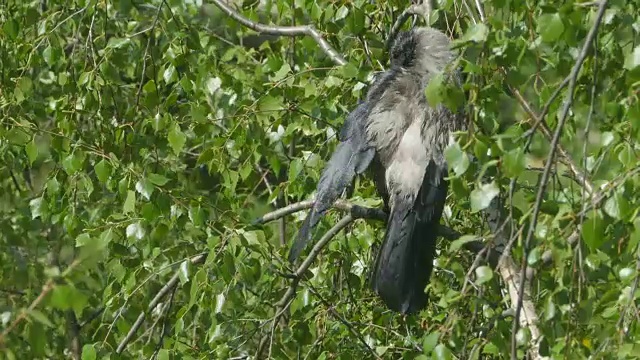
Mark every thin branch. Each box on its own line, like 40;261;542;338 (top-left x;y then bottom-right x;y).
386;1;433;51
473;0;486;22
210;0;346;66
511;2;608;359
115;254;207;354
256;215;354;358
151;285;177;359
510;87;594;195
253;198;483;251
251;199;386;225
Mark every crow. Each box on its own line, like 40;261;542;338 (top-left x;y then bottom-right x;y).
290;26;466;314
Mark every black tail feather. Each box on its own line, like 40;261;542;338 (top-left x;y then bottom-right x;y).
371;161;448;314
370;203;437;314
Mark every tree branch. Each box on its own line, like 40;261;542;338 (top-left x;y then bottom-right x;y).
484;197;543;360
210;0;347;66
256;215;354;358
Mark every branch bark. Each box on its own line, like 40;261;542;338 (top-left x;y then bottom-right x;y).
210;0;347;66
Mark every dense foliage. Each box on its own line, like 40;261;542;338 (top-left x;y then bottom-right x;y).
1;0;640;359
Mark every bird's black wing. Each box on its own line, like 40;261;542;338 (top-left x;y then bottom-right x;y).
289;103;376;262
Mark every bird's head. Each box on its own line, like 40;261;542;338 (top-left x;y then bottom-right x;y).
389;27;455;75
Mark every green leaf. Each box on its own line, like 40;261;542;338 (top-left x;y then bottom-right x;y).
106;37;131;49
624;45;640;70
463;23;489;43
3;18;19;40
582;211;606;250
81;345;97;360
444;142;470;177
544;297;556;321
288;158;303;182
157;349;169;360
123;190;136;214
434;344;453;360
163;64;177;84
25;139;38;165
94;160;112;183
6;127;31;145
27;309;54;328
617;143;634;168
168;124;186;155
340;63;359;78
78;71;92;86
197;148;215;165
470;182;499;213
271;63;291;82
62;152;84;175
422;331;440;354
143;80;156;94
148;173;170;186
527;247;541;266
50;285;88;316
503;148;526;177
604;193;629;221
324;75;343;87
29;197;46;219
75;233;92;247
258;96;283;113
135;179;155;200
475;266;493;285
425;73;445;108
375;346;389;356
537;13;564;43
18;77;32;94
449;235;477;252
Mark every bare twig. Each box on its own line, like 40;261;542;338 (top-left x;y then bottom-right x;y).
210;0;346;66
511;2;608;359
252;199;386;225
115;254;207;354
473;0;486;22
386;1;434;51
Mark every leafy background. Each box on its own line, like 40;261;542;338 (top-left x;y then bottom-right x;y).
1;0;640;359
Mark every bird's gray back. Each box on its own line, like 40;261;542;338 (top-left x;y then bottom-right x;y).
364;28;464;207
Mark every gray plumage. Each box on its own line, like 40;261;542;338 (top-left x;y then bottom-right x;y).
290;27;466;314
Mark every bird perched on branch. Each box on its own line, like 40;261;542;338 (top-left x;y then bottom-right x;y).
289;26;466;314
